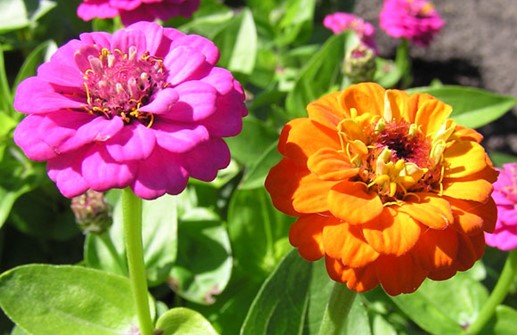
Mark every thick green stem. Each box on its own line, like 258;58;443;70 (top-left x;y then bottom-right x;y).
467;249;517;334
122;188;154;335
318;282;357;335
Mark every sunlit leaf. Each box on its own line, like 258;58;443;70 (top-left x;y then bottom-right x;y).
156;307;219;335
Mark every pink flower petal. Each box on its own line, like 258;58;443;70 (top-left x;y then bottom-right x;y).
105;123;156;162
112;28;147;55
139;87;179;114
154;121;209;153
82;146;138;190
37;40;85;88
47;150;90;197
200;89;246;137
132;148;189;199
164;46;208;85
79;31;113;49
183;138;230;181
164;81;217;121
77;1;119;21
14;77;84;114
126;21;166;56
170;34;219;66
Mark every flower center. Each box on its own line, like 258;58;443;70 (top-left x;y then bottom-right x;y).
337;114;444;203
82;46;167;127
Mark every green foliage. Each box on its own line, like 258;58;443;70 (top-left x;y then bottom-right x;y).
0;0;515;334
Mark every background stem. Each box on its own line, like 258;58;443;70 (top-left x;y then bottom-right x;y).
318;281;357;335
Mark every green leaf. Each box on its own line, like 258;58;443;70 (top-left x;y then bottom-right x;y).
170;208;232;305
156;307;219;335
406;85;517;128
480;305;517;335
213;9;257;78
0;47;13;116
85;193;178;286
0;264;137;335
239;142;282;190
285;32;358;119
489;152;517;167
305;260;371;335
226;116;279;166
0;183;31;229
227;187;292;278
390;272;488;335
275;0;315;46
241;249;312;335
0;0;56;32
13;40;57;94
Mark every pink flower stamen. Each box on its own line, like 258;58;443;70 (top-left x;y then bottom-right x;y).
81;46;166;127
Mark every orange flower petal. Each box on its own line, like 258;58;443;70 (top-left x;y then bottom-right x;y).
323;222;379;268
441;179;493;202
412;227;458;271
328;181;384;224
307;91;347;129
278;118;340;165
363;207;422;256
307;148;359;181
398;193;453;229
325;257;378;292
428;267;458;281
289;214;334;261
414;95;452;135
265;158;307;216
456;231;485;271
293;172;337;214
385;89;411;122
376;253;427;295
453;125;483;143
447;197;497;235
341;82;385;117
444;141;488;178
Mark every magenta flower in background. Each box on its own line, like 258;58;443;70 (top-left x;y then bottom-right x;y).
485;163;517;251
379;0;445;47
77;0;200;26
14;22;247;200
323;12;377;52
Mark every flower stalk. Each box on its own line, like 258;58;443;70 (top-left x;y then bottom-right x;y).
467;249;517;334
122;188;154;335
318;282;357;335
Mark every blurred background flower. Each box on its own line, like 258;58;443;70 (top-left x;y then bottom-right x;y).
379;0;445;47
323;12;377;52
485;163;517;251
77;0;200;26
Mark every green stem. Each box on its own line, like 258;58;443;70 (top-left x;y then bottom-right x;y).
98;232;128;275
122;188;154;335
395;38;413;88
467;249;517;334
318;282;357;335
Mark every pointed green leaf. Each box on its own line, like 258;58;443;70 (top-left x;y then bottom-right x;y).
169;208;232;305
239;142;282;190
0;265;137;335
241;249;312;335
227;188;292;278
390;272;486;335
156;307;219;335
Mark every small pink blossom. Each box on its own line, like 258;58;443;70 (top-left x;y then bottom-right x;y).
77;0;200;26
14;22;247;200
485;163;517;251
323;12;377;52
379;0;445;47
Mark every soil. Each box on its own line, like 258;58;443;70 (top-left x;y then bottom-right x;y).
354;0;517;156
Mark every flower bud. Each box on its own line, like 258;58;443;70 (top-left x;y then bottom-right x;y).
71;190;112;234
343;44;377;83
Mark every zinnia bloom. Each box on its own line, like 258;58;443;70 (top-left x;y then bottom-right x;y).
265;83;497;295
14;22;247;200
323;12;377;52
485;163;517;251
77;0;200;26
379;0;445;47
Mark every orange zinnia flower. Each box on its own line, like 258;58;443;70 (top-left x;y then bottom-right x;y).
265;83;497;295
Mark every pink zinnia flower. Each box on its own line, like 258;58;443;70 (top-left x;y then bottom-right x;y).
323;12;377;52
77;0;200;26
485;163;517;251
14;22;247;200
379;0;445;47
